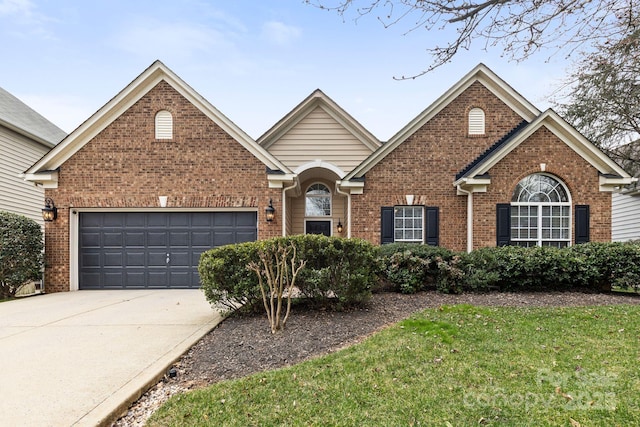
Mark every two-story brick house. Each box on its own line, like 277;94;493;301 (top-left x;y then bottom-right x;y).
25;61;633;292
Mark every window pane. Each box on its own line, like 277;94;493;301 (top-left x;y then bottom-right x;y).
393;206;424;242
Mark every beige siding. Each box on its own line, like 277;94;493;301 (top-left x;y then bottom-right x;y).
0;127;49;225
291;179;347;235
612;192;640;241
267;107;374;174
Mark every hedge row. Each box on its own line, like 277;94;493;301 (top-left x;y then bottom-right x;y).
377;242;640;294
198;234;377;312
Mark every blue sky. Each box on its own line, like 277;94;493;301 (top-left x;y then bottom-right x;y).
0;0;573;140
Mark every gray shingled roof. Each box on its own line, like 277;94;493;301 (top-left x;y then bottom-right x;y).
0;86;66;147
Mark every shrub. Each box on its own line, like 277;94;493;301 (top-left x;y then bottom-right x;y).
0;212;43;299
198;242;261;313
199;235;378;312
293;235;377;307
376;243;456;293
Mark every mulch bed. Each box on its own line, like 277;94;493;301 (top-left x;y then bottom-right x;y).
113;290;640;426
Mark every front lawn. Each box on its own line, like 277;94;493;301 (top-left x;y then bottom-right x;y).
149;304;640;426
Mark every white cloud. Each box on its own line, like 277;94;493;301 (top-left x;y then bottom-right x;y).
0;0;33;16
261;21;301;46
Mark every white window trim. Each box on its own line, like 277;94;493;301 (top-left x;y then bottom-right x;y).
305;183;332;217
510;173;572;247
393;205;425;243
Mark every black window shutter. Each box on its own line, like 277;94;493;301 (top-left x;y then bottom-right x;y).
575;205;590;244
425;206;439;246
496;203;511;246
381;207;394;244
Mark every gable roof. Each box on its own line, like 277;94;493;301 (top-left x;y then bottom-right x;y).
25;60;290;181
0;86;66;148
345;63;541;180
257;89;381;151
453;109;633;190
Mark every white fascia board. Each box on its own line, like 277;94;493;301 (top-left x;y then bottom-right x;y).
600;175;637;192
454;177;491;194
25;61;290;175
471;110;632;181
24;171;58;188
347;64;540;180
336;180;365;195
268;173;297;189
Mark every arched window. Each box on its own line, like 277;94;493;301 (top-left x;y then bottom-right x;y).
155;110;173;139
305;183;331;216
468;107;485;135
510;174;571;247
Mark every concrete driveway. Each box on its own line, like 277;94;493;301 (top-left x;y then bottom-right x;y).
0;290;224;427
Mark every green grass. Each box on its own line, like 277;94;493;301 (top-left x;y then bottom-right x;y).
148;304;640;426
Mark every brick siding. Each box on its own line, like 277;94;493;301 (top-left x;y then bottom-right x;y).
349;82;611;251
43;81;281;292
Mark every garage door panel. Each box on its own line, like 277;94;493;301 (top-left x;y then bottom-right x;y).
191;231;212;246
125;232;145;246
126;252;145;267
103;213;125;227
147;232;167;247
148;252;168;267
103;232;123;247
147;214;168;227
236;212;258;226
103;271;124;287
169;231;189;246
82;253;101;268
236;230;258;243
191;213;212;226
104;252;123;266
169;252;190;266
81;232;101;247
126;213;146;227
79;211;256;289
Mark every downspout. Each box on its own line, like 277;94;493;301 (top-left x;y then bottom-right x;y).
282;181;298;237
335;183;351;238
457;186;474;253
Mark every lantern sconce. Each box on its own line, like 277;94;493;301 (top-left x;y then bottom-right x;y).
265;199;275;222
337;219;343;234
42;197;57;222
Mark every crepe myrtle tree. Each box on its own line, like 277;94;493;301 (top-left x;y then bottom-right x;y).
248;240;306;334
0;212;43;299
306;0;637;78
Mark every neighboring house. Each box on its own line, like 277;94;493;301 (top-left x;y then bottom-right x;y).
611;140;640;241
24;61;633;292
0;87;66;224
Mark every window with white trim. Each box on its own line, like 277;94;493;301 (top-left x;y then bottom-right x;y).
305;183;331;216
468;107;485;135
510;174;571;248
394;206;424;242
155;110;173;139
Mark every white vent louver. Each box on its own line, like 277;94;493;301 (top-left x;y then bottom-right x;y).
155;110;173;139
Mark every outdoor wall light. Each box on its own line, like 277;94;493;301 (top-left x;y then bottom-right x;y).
42;197;57;222
265;199;275;222
158;196;168;208
337;219;343;234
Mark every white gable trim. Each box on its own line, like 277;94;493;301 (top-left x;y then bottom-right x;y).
346;63;540;180
25;61;290;178
466;110;632;187
258;89;381;152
